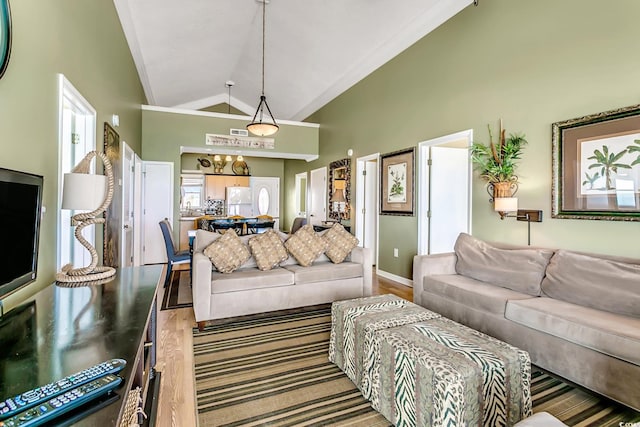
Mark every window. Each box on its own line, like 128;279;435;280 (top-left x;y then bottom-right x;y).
180;174;204;209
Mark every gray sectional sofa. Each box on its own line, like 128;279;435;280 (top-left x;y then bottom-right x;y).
413;233;640;411
192;229;372;326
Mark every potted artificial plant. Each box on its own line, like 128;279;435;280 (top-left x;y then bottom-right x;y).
470;122;528;199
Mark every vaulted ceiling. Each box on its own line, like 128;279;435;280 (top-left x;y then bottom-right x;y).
114;0;472;121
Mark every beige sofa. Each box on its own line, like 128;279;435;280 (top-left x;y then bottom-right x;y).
192;229;372;327
413;233;640;411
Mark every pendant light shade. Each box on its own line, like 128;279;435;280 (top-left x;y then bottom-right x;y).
247;0;279;137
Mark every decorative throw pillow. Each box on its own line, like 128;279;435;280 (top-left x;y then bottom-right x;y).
284;224;328;267
248;229;289;271
322;223;359;263
203;229;251;274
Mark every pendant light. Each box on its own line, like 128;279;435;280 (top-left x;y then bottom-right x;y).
247;0;279;137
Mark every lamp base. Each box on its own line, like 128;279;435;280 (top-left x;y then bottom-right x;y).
56;264;116;284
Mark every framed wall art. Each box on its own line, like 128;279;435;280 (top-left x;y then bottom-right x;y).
380;147;415;216
552;103;640;221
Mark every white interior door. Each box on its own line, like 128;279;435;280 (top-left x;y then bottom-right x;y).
121;142;135;267
417;130;472;255
250;177;280;229
309;167;327;226
133;154;143;266
429;146;470;253
355;154;378;267
142;161;174;265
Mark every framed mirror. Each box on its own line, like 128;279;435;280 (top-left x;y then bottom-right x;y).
328;158;351;222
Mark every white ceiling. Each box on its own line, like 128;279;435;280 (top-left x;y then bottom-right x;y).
114;0;472;122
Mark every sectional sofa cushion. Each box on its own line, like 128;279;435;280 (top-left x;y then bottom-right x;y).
322;223;359;263
284;224;329;267
506;297;640;365
424;274;534;315
283;261;362;285
210;268;295;293
203;229;251;273
541;250;640;318
454;233;554;296
248;229;289;271
196;229;258;270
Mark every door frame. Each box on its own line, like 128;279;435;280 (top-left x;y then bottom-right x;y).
120;141;135;267
294;172;308;217
309;167;327;225
355;152;380;268
417;129;473;255
133;153;143;266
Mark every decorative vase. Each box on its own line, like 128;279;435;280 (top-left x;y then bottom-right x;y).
487;179;519;202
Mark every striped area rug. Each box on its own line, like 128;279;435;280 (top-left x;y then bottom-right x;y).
193;304;640;427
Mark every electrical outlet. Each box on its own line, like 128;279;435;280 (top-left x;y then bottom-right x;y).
393;248;399;258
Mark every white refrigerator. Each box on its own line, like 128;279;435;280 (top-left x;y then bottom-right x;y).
226;187;252;216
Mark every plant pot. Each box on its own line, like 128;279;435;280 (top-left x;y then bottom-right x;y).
493;181;514;198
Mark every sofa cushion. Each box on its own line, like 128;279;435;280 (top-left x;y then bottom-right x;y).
541;250;640;318
284;224;328;267
505;297;640;365
248;229;289;271
424;274;534;315
322;223;359;263
283;261;362;285
210;267;295;293
454;233;554;296
203;229;251;273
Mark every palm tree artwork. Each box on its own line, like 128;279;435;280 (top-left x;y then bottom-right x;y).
587;145;631;190
627;139;640;166
582;171;601;190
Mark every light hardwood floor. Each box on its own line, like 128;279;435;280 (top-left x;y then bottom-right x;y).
154;266;412;427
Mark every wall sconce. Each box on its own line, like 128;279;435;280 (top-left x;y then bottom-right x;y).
494;197;543;246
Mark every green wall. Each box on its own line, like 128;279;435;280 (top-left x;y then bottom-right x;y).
0;0;144;311
285;0;640;280
142;108;318;230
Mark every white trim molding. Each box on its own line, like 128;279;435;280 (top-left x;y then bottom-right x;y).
376;269;413;288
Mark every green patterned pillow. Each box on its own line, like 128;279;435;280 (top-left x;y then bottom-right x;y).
248;229;289;271
284;224;328;267
322;223;359;263
203;229;251;273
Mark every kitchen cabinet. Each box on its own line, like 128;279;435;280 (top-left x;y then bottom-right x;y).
179;218;196;250
205;175;250;201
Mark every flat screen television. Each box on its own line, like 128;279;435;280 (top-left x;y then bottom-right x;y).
0;167;43;299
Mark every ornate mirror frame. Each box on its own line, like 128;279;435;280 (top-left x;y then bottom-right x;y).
328;158;351;222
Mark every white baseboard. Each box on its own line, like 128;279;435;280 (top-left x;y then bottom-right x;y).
375;269;413;288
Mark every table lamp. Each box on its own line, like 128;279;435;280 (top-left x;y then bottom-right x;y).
56;150;116;283
330;180;346;223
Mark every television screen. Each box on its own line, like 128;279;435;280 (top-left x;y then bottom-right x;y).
0;168;43;299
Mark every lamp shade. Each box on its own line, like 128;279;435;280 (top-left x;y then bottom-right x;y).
62;173;107;211
334;179;346;190
330;189;346;203
494;197;518;212
247;121;279;137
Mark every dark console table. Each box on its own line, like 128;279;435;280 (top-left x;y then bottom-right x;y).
0;265;163;426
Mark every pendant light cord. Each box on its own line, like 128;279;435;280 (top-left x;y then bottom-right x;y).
261;0;266;96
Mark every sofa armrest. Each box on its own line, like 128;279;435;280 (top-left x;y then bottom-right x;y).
412;252;457;304
351;246;373;297
192;252;213;322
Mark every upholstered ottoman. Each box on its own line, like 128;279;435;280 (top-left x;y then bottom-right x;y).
374;317;532;427
514;412;568;426
329;294;411;374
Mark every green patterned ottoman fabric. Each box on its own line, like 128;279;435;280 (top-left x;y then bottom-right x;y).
375;318;532;427
354;306;441;400
328;295;409;372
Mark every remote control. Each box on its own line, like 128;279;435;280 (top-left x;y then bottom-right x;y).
0;359;126;420
0;374;123;427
